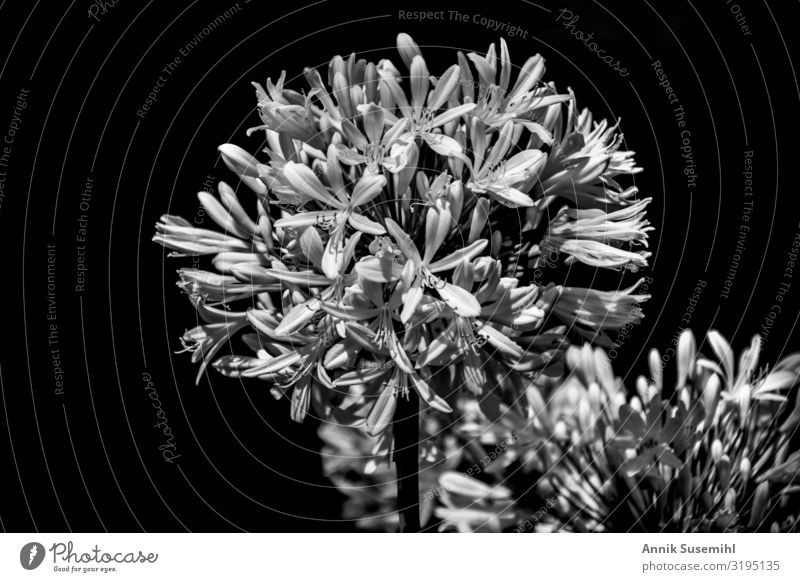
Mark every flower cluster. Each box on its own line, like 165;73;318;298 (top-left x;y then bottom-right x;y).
322;329;800;532
154;34;651;438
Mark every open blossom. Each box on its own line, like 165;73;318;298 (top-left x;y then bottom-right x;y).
155;33;651;441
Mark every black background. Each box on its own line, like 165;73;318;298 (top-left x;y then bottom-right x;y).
0;0;798;531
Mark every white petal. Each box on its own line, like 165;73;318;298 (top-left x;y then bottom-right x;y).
437;281;481;317
348;212;386;235
366;382;398;436
349;173;387;207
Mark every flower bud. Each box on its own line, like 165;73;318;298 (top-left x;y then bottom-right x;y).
587;382;603;414
258;215;273;251
703;373;721;422
577;398;593;433
711;439;723;462
630;396;643;414
717;454;731;489
218;143;261;178
448;181;464;222
468;198;491;243
636;375;650;405
679;387;691;410
677;329;696;388
648;348;663;393
724;488;737;512
748;482;770;528
740;457;751;485
593;348;616;397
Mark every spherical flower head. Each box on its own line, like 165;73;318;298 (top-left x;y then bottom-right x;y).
154;33;651;439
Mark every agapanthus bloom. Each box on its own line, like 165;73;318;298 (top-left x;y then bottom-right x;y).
155;34;651;443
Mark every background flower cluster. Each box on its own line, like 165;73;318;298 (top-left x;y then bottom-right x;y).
321;330;800;532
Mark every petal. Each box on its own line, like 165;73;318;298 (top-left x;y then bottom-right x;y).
429;103;476;128
428;64;461;111
618;404;646;436
342;231;363;268
348;212;386;235
290;378;311;423
244;350;303;376
366;382;398;436
437;281;481;317
265;269;331;286
428;239;489;273
484;121;515;169
299;225;325;270
439;471;509;500
396;32;422;69
274;210;338;229
423;132;464;157
334;365;390;386
658;448;683;469
362;103;385;144
507;55;544;102
218;143;260;178
274;299;321;336
283;161;343;208
197;192;249;239
320;302;379;322
486;185;534;208
350;173;387;207
410;55;430;116
400;282;424;324
422;206;452;264
410;371;452;413
755;370;797;397
505;149;546;173
622;454;651;477
707;330;734;384
385;218;423;264
355;256;404;283
377;70;412;119
477;323;525;359
321;230;345;279
389;337;416;374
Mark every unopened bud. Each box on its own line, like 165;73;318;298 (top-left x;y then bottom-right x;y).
724;488;737;512
636;375;650;405
711;439;723;462
717;454;731;489
648;348;663;393
748;482;770;528
703;373;721;422
630;396;643;414
677;329;696;388
740;457;751;485
218;143;261;178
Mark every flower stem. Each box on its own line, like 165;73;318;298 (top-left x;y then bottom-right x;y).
393;389;420;533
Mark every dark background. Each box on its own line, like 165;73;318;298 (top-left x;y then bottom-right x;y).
0;0;798;531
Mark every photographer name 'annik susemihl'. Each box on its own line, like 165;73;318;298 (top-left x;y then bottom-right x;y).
642;543;736;554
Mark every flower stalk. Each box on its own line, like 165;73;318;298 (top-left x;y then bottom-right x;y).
393;389;421;533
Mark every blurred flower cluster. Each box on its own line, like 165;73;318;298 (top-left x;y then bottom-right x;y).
154;34;651;442
321;329;800;532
